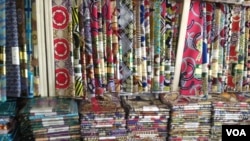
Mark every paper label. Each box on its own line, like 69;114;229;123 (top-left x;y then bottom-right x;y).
12;47;20;65
143;105;159;111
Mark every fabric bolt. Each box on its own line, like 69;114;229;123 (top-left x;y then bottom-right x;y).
160;0;166;92
144;0;151;92
201;2;208;96
31;0;39;96
97;0;106;94
170;0;181;91
78;0;87;98
227;5;241;91
16;0;29;97
25;0;34;97
72;0;84;97
180;1;203;96
53;0;75;97
82;0;95;97
0;0;5;102
152;0;161;92
6;0;21;97
235;6;246;92
162;0;174;92
245;7;250;91
111;0;120;93
140;0;148;92
90;0;103;95
132;0;139;93
210;4;223;93
104;0;114;92
118;0;134;93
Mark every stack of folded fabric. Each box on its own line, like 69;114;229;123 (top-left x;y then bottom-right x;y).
122;96;170;141
211;92;250;140
167;97;212;141
18;97;81;141
0;100;18;141
79;94;127;141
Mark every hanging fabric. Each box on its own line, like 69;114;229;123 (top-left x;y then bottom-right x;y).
0;0;6;101
31;0;40;97
25;0;34;97
52;0;75;97
6;0;21;97
180;0;203;96
72;0;84;98
118;0;134;93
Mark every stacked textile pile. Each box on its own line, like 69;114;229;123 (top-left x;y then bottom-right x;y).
0;100;18;140
211;92;250;140
167;98;212;141
122;96;170;141
18;97;80;141
79;94;127;141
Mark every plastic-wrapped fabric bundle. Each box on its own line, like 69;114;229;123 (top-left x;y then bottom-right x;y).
166;97;212;141
211;92;250;140
18;97;81;141
79;94;128;141
122;97;170;141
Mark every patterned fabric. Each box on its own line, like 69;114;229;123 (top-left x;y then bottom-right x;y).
72;0;84;97
82;0;95;97
25;0;33;97
52;0;75;97
152;0;161;92
6;0;21;97
227;5;242;91
16;0;28;97
118;0;134;93
0;0;6;101
31;0;39;96
180;1;203;96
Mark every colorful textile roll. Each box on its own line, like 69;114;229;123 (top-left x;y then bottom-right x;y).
180;1;203;96
53;0;75;97
0;0;6;101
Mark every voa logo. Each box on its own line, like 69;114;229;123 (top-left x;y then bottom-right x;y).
226;129;246;136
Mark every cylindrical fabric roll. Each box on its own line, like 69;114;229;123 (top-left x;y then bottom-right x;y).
145;0;151;92
104;0;114;92
98;0;106;94
83;0;95;96
31;0;40;96
25;0;34;97
160;0;167;92
245;7;250;91
6;0;21;97
0;0;6;102
235;5;245;92
152;0;162;92
118;0;134;93
90;0;104;95
79;0;87;99
211;4;222;93
111;0;120;93
132;0;139;93
72;0;84;97
227;5;241;91
17;0;28;97
163;0;174;92
202;2;208;96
